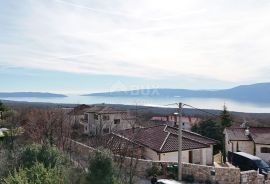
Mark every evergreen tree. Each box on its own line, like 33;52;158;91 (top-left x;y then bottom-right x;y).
192;119;222;154
220;105;232;128
220;105;232;162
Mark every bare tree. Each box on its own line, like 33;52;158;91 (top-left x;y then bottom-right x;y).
23;108;72;148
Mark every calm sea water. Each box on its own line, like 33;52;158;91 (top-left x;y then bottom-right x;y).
2;95;270;113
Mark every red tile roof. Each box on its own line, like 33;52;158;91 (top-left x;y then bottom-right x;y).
114;125;217;153
85;106;127;114
68;104;93;115
225;127;270;145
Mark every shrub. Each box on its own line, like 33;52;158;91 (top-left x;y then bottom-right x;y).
19;144;67;169
146;165;162;177
2;162;65;184
86;151;114;184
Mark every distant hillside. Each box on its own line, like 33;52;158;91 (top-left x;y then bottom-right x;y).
0;92;67;98
84;83;270;103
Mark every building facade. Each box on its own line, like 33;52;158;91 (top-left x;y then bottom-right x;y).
81;106;134;135
224;127;270;163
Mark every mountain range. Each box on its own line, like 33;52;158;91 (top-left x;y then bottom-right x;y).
0;92;66;98
84;82;270;103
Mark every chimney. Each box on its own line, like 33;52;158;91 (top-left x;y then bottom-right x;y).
245;127;250;136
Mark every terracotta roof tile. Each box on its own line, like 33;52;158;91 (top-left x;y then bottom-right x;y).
68;104;92;115
115;125;216;153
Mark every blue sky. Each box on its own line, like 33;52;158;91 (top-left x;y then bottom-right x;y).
1;0;270;94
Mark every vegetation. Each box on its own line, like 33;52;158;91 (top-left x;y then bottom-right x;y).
192;105;233;156
2;162;65;184
19;144;67;169
146;165;162;177
86;151;123;184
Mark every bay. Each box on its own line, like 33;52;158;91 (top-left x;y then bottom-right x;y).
1;95;270;113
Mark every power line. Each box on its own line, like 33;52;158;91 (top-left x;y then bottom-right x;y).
183;103;220;118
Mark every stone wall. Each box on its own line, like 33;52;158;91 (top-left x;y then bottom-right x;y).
265;172;270;184
64;139;244;184
240;170;264;184
113;157;241;184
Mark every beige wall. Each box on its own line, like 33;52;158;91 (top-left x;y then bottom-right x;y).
256;144;270;163
143;147;159;160
192;149;201;164
226;140;254;155
206;146;213;165
159;151;189;162
147;147;213;165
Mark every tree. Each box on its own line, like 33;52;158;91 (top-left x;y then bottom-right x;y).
191;119;222;154
2;162;65;184
86;151;122;184
220;105;232;128
23;108;72;147
19;144;67;169
86;151;114;184
0;101;8;112
220;105;232;162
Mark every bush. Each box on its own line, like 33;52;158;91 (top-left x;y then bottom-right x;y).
86;151;114;184
146;165;162;177
19;144;67;169
2;162;65;184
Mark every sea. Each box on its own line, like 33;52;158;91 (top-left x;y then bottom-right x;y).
1;94;270;113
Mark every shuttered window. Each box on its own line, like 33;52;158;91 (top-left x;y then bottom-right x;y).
261;147;270;153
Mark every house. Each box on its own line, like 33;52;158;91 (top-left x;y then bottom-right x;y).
86;125;217;165
68;104;93;124
224;127;270;163
80;106;135;135
150;115;201;131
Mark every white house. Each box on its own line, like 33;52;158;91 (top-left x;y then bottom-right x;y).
224;127;270;163
87;125;217;165
81;106;134;135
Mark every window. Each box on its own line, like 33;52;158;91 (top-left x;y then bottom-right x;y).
114;119;120;124
103;128;110;134
84;114;88;120
103;115;110;121
94;114;99;120
261;147;270;153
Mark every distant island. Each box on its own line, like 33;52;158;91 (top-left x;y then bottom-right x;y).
83;82;270;103
0;92;67;98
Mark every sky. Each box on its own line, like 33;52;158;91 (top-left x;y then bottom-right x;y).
1;0;270;94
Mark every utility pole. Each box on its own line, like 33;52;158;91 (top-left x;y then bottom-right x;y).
178;102;183;181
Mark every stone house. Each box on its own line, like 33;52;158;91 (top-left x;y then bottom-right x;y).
87;125;217;165
224;127;270;163
150;115;201;131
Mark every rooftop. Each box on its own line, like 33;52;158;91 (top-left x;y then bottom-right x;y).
88;125;218;153
225;127;270;145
